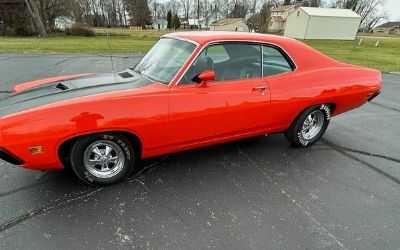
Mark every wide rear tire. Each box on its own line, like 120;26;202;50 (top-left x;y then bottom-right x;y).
285;104;331;148
70;133;136;185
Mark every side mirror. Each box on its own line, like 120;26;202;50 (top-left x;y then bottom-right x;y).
192;70;215;87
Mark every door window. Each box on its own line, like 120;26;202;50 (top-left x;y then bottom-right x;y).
262;46;293;77
179;43;262;84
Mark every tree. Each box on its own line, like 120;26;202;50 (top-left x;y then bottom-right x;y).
126;0;152;28
332;0;387;31
229;1;249;18
167;10;173;29
259;1;274;33
25;0;47;36
180;0;192;20
172;14;181;29
302;0;323;7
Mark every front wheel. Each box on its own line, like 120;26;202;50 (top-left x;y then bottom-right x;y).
70;133;136;185
285;104;331;147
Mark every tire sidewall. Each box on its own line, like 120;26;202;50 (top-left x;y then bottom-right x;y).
71;133;135;185
295;104;331;147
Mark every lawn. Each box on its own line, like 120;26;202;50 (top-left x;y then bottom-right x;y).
303;37;400;72
0;29;399;72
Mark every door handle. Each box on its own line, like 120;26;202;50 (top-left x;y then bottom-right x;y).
252;85;267;92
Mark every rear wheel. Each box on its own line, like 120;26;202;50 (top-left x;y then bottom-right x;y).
285;104;331;147
70;133;136;185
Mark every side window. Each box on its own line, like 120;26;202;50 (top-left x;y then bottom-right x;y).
179;43;262;84
262;46;293;77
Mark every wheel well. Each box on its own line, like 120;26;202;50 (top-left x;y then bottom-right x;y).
289;102;336;129
57;131;142;167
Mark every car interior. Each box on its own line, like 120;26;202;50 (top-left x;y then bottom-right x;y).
179;43;293;84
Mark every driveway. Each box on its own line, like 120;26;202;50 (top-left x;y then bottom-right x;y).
0;54;399;249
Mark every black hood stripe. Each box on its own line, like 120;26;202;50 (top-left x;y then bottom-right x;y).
0;71;152;117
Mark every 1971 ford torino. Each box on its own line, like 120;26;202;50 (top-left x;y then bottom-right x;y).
0;32;381;185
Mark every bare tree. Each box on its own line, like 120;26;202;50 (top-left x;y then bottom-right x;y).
180;0;192;20
331;0;386;31
25;0;47;36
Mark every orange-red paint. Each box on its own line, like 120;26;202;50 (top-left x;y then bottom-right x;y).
0;32;381;170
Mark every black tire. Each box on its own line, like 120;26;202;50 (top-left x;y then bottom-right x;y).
285;104;331;148
70;133;136;185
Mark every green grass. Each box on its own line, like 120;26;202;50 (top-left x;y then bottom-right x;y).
0;35;158;53
0;29;399;72
303;37;400;72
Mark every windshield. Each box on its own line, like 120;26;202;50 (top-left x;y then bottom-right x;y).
133;38;196;84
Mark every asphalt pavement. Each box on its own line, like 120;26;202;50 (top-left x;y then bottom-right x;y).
0;54;399;249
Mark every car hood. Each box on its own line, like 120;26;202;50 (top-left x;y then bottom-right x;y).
0;71;152;118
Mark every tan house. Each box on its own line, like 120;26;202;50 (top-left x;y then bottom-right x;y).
210;18;249;32
269;5;298;32
373;22;400;34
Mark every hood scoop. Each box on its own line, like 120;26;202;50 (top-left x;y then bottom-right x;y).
54;83;69;91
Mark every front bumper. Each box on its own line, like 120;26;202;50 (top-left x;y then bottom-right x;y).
0;147;24;165
368;91;381;102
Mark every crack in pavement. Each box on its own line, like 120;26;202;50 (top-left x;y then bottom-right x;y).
370;102;400;112
0;187;103;233
233;145;348;250
0;157;167;233
321;139;400;164
321;139;400;186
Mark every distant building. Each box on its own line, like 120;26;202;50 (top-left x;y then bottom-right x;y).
210;18;249;32
181;19;200;29
152;19;167;30
54;16;75;30
268;5;298;32
284;7;361;40
373;22;400;34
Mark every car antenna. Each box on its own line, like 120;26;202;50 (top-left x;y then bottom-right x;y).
107;28;115;73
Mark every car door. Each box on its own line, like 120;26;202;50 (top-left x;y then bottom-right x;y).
169;42;271;148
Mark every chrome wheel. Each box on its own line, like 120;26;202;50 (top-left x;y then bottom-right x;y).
301;110;325;140
83;140;125;179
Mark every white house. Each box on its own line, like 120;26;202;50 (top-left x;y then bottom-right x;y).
152;19;167;30
54;16;75;30
284;7;361;40
268;5;298;32
210;18;249;32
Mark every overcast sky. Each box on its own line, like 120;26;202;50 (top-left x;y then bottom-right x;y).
384;0;400;21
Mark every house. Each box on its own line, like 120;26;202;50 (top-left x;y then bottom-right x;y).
373;22;400;34
198;10;224;29
268;5;298;32
54;16;75;30
284;7;361;40
210;18;249;32
181;19;200;29
152;18;167;30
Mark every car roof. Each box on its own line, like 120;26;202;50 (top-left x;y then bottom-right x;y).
163;31;339;71
163;31;297;46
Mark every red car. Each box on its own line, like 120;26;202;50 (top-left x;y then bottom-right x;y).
0;32;381;185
